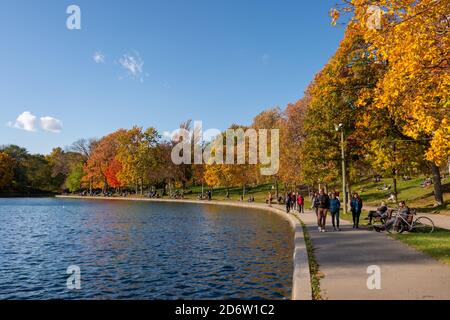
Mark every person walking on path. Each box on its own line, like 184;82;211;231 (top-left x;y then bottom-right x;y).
317;189;330;232
285;193;291;213
267;192;273;207
311;191;320;229
291;192;296;211
329;192;341;231
297;194;304;213
350;192;363;229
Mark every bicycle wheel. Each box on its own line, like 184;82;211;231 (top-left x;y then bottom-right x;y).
412;217;435;234
386;220;403;234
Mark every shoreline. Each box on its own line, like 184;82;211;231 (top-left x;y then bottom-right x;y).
56;195;312;300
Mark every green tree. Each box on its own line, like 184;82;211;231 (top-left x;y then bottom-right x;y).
65;163;84;192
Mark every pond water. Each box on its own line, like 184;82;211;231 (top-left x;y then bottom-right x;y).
0;198;294;299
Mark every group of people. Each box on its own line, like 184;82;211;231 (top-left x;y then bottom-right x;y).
311;190;341;232
266;185;419;234
284;192;305;213
267;188;365;232
310;189;363;232
267;191;305;213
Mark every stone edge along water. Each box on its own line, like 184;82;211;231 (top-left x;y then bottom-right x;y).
56;195;313;300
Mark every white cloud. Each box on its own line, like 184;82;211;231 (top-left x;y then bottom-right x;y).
162;131;172;139
40;116;63;133
93;51;105;64
119;51;145;82
9;111;38;131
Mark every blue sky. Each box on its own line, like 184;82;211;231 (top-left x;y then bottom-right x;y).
0;0;345;154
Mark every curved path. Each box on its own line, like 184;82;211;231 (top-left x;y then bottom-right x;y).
295;208;450;300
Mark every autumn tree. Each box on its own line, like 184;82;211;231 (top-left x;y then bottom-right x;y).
0;145;29;189
252;107;283;196
69;138;98;192
0;152;14;189
116;127;160;194
278;99;308;193
84;129;127;193
336;0;449;205
299;25;382;195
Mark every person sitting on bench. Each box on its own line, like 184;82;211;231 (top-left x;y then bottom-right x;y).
367;201;389;225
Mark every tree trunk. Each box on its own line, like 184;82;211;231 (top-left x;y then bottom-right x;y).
346;180;351;209
392;168;398;202
275;177;279;199
448;157;450;176
431;162;444;206
103;177;108;194
201;180;204;197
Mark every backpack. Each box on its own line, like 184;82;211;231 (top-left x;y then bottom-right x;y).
319;194;328;206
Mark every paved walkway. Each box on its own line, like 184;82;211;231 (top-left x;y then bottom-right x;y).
293;208;450;300
365;205;450;230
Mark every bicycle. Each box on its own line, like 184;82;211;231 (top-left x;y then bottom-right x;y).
386;209;435;234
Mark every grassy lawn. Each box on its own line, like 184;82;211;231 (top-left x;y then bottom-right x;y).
182;183;275;202
352;175;450;215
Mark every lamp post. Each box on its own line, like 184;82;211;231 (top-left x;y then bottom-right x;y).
335;123;347;214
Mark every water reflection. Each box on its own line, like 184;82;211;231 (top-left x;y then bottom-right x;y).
0;198;293;300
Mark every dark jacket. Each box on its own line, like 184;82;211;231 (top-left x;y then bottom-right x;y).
350;197;363;213
285;196;291;206
317;194;330;209
329;198;340;213
312;196;320;208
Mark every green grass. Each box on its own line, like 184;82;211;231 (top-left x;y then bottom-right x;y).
352;176;450;215
184;183;275;202
299;219;323;300
390;229;450;266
